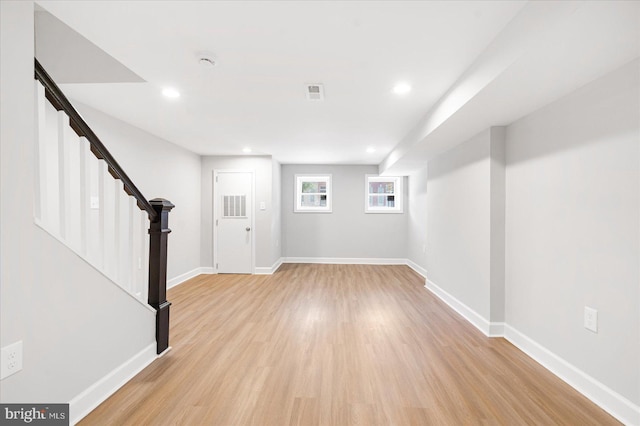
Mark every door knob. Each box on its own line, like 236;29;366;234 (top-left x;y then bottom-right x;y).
246;227;251;231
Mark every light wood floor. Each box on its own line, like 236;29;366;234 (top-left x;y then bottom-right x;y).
80;264;619;425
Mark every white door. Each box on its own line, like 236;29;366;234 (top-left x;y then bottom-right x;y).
214;170;253;274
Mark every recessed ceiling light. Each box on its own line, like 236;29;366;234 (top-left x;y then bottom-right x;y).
162;87;180;98
366;147;376;153
393;82;411;95
243;147;252;153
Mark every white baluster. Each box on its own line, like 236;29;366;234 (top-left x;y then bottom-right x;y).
34;81;46;222
126;196;135;293
116;183;132;291
61;116;82;251
44;100;60;235
85;146;102;267
102;169;117;281
78;137;89;256
113;179;121;285
98;161;108;272
132;206;144;300
142;212;150;303
57;112;68;239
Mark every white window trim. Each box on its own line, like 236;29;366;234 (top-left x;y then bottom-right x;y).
365;175;403;214
294;174;332;213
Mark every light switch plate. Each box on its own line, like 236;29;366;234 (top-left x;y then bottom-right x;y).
90;196;99;209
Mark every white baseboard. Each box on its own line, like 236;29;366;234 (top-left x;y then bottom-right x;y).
173;259;417;278
424;279;499;336
423;277;639;425
167;267;217;289
255;258;284;275
254;267;271;275
405;259;428;278
504;325;640;426
69;343;157;425
167;268;203;289
489;322;505;336
283;257;407;265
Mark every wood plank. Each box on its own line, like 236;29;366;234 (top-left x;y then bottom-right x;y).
79;264;621;425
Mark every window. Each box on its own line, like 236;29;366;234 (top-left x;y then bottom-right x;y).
295;174;332;213
365;175;403;213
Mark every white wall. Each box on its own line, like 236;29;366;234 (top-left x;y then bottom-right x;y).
0;0;155;406
281;164;407;260
74;102;202;281
407;166;428;272
201;156;275;269
505;59;639;406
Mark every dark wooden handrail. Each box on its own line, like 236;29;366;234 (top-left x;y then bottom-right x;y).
34;58;158;222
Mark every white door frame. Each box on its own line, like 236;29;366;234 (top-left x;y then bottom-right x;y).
213;169;256;274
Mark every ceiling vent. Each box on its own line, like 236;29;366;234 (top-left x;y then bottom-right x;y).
305;84;324;101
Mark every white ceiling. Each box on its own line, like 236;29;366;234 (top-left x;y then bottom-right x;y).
35;1;638;171
35;8;145;84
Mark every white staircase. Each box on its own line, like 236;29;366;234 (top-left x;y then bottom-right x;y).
34;80;150;303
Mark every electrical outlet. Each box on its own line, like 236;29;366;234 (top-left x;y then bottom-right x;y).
584;307;598;333
1;341;23;380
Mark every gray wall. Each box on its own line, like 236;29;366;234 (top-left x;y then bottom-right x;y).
201;156;276;269
281;164;407;259
505;59;639;405
271;159;282;265
426;130;492;319
426;128;505;322
406;166;428;271
0;0;155;404
423;59;639;407
489;128;506;322
75;102;202;281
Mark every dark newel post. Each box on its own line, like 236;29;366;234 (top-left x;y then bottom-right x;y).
148;198;175;354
